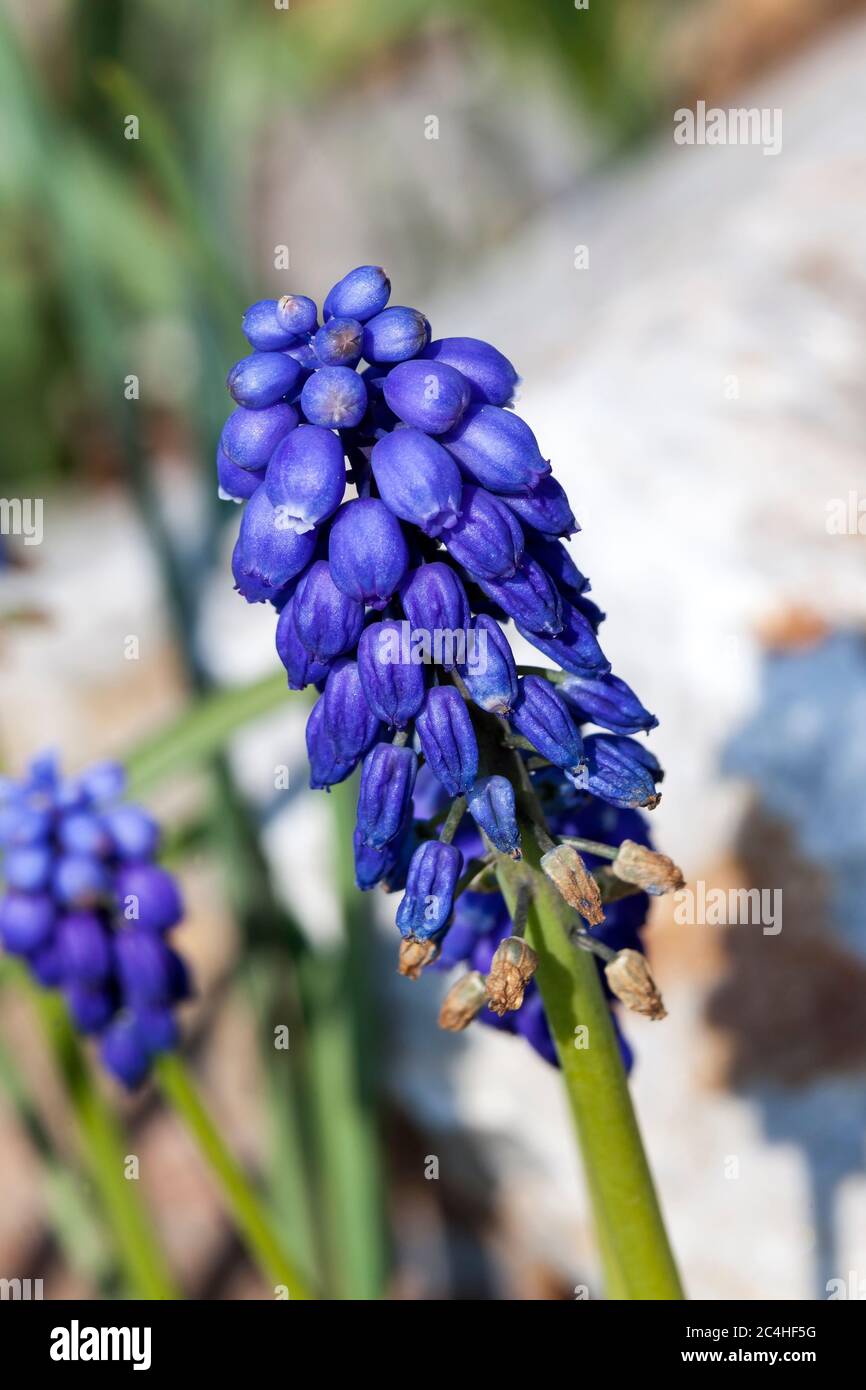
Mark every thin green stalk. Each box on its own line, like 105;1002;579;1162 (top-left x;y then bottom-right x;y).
300;775;387;1300
31;988;178;1300
154;1052;313;1300
495;843;684;1300
0;1028;115;1289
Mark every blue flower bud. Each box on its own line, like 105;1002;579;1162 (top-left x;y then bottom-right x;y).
353;824;414;892
100;1016;152;1088
115;930;187;1006
300;365;367;428
66;982;116;1035
0;801;52;847
53;854;111;906
28;938;66;987
220;402;299;472
323;265;391;323
231;485;318;603
504;476;577;538
276;294;318;336
226;351;302;409
4;844;52;892
329;498;409;607
557;672;658;735
306;696;358;790
58;811;110;857
467;775;521;856
421;336;519;407
275;597;332;690
357;620;427;727
400;563;470;665
102;805;161;861
370;429;462;537
525;535;588;604
318;659;382;766
477;554;564;635
396;841;463;940
57;911;112;984
115;864;183;933
362;306;431;363
443;485;524;581
416;686;479;796
356;743;418;849
242;299;302;351
78;761;126;804
516;601;610;677
313;317;363;366
217;448;264;502
291;560;364;662
383;359;471;434
265;424;346;533
511;676;584;774
0;891;55;953
575;593;606;630
442;405;550;495
133;1006;179;1054
458;614;518;715
575;735;662;809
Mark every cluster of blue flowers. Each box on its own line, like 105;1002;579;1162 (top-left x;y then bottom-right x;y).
220;265;664;1065
0;755;190;1088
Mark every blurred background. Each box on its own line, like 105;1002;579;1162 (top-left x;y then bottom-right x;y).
1;0;866;1300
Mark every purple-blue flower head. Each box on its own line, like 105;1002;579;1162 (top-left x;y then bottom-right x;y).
0;755;191;1087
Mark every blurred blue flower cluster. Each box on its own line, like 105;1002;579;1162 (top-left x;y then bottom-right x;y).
0;755;190;1087
219;266;667;1064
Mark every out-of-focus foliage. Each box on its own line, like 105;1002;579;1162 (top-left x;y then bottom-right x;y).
0;0;677;494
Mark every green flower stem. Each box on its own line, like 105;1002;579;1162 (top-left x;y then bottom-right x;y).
153;1052;313;1300
495;842;684;1300
29;986;178;1300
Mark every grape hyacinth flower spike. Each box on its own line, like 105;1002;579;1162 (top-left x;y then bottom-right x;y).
0;754;191;1089
216;265;684;1084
